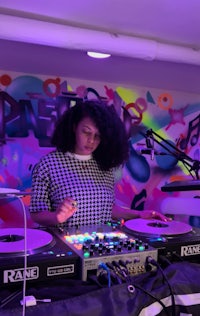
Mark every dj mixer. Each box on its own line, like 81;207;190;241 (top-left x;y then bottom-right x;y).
52;224;158;281
1;218;199;286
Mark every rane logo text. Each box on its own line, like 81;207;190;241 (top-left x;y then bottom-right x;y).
181;244;200;256
3;266;39;283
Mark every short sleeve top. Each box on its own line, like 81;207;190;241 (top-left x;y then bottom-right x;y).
29;151;115;227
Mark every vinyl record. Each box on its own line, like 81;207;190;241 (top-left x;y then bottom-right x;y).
0;228;54;257
124;219;192;236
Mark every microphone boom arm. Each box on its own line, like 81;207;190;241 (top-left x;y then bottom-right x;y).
144;129;200;180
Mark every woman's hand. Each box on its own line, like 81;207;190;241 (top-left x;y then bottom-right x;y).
140;210;171;222
56;197;77;223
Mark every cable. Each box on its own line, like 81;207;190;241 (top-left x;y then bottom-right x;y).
106;262;123;284
172;252;184;262
110;260;170;316
13;195;28;316
146;256;176;316
0;194;28;315
158;255;172;268
129;283;171;316
98;262;111;288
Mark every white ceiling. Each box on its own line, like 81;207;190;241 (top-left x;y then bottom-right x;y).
1;0;200;93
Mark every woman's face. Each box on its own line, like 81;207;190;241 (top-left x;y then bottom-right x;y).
74;117;101;155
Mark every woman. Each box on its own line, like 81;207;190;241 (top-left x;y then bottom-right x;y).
29;99;167;227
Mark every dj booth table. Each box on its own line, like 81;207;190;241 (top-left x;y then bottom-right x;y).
1;218;200;315
0;261;200;316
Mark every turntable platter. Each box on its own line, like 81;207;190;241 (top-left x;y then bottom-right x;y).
124;219;192;236
0;228;54;257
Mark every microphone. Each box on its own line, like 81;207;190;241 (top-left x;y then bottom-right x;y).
139;149;168;156
146;137;152;149
145;134;155;160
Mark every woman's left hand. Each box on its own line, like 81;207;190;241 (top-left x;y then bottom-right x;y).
140;210;171;222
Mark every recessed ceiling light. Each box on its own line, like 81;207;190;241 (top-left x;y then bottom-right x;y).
87;51;111;59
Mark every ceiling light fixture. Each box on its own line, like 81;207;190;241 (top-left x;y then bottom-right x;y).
87;51;111;59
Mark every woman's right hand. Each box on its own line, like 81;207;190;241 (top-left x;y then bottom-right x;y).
56;197;77;223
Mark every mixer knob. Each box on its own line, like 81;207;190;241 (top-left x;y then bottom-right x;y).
127;244;132;250
83;245;89;251
98;248;103;255
117;246;122;252
131;241;136;248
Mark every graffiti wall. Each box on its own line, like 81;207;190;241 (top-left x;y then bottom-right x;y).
0;71;200;226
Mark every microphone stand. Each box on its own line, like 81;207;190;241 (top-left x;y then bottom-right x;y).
143;129;200;180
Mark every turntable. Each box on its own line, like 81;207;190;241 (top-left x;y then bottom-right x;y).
0;228;79;287
123;219;200;264
0;228;54;257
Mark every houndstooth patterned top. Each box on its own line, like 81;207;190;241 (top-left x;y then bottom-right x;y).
29;151;115;227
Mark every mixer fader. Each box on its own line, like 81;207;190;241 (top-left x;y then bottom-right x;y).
53;224;158;281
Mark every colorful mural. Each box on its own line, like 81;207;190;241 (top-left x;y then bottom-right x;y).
0;71;200;226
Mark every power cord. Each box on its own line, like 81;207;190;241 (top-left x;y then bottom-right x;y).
146;256;176;316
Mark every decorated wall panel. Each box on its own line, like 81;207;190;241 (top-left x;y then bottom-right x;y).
0;71;199;227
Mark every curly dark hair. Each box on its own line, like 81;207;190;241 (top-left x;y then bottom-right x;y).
51;100;129;171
